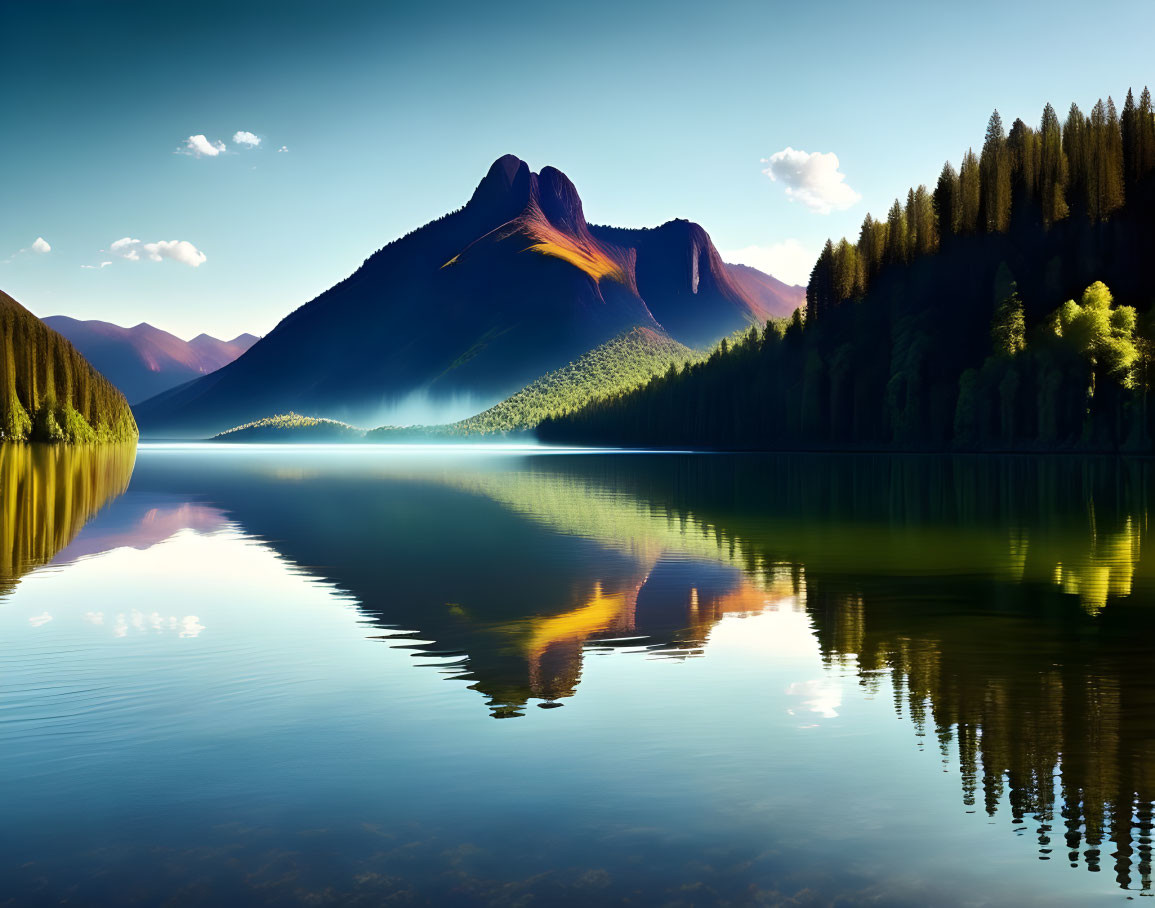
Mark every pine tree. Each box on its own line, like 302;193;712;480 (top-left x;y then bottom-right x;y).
1122;88;1139;187
1086;98;1124;221
1007;117;1039;210
1139;87;1155;177
806;240;836;322
1064;102;1087;217
979;110;1012;232
1039;103;1069;226
933;161;961;240
911;184;937;256
857;213;882;281
885;198;908;264
958;149;981;234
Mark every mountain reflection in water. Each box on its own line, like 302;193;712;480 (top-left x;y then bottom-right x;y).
3;446;1155;900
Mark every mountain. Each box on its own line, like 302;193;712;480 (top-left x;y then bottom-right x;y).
135;155;790;438
1;291;137;443
43;316;257;404
722;263;805;320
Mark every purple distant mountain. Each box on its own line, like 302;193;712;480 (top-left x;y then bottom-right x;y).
134;155;801;437
43;316;257;404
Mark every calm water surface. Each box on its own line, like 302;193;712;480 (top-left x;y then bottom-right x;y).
2;443;1154;906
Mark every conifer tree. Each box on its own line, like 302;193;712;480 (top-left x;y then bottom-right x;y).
911;185;937;256
1139;87;1155;177
932;161;961;239
1064;103;1087;216
857;213;882;281
1007;117;1039;209
1122;88;1139;187
958;149;981;234
806;240;836;322
885;199;908;264
1039;103;1070;226
1086;98;1125;221
979;110;1012;232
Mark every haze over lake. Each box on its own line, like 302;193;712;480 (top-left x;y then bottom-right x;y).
2;444;1152;905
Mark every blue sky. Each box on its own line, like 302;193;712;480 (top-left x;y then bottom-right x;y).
2;0;1153;339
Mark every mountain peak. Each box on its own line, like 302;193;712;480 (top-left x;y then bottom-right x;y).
536;165;587;233
468;154;532;214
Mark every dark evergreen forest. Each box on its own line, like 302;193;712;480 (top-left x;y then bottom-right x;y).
540;90;1155;451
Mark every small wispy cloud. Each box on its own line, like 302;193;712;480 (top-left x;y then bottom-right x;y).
276;145;288;153
182;134;226;157
762;147;861;214
3;236;52;264
109;237;206;267
80;261;113;270
232;130;261;148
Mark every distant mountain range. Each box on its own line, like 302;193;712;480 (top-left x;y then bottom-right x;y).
43;316;258;404
134;155;803;437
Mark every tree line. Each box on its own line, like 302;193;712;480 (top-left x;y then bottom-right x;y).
538;89;1155;451
807;90;1155;321
1;292;138;443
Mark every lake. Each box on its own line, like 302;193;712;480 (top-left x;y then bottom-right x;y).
2;443;1153;906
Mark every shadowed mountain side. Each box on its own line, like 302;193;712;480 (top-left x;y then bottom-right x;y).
0;443;137;597
589;221;788;347
133;156;787;438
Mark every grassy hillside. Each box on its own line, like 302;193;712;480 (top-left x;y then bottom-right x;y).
212;413;365;442
367;327;697;440
1;291;137;443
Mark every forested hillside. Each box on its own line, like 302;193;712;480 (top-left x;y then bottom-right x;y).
540;89;1155;451
450;327;695;435
1;291;138;443
366;327;697;439
213;413;364;442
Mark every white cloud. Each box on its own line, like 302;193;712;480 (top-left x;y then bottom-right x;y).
109;237;206;267
786;678;843;718
180;615;205;638
29;612;53;627
80;261;113;270
722;238;816;287
276;145;288;153
183;134;226;157
762;147;861;214
4;236;53;261
233;130;261;147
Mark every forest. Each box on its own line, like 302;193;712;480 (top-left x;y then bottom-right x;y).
366;326;697;440
0;291;138;444
539;89;1155;451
